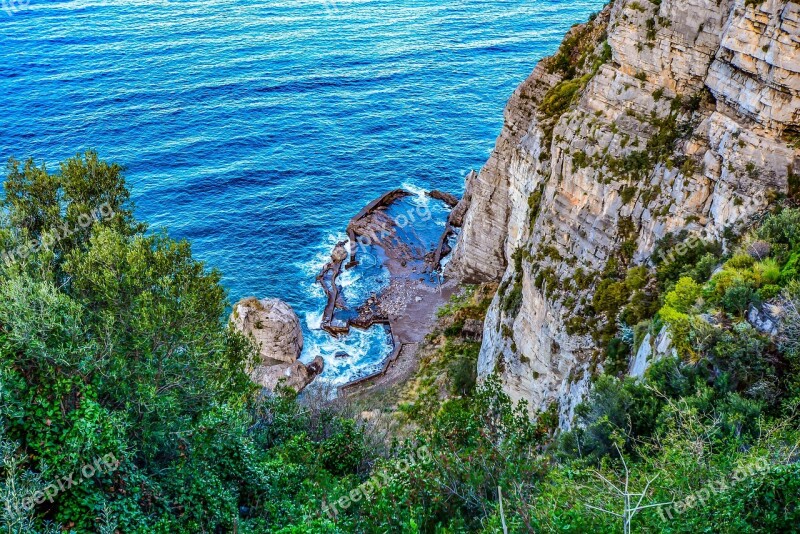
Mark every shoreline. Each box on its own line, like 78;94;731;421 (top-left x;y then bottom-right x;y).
314;188;461;392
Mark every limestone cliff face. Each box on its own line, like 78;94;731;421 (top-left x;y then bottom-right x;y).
451;0;799;426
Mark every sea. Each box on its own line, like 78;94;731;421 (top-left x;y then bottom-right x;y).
0;0;606;384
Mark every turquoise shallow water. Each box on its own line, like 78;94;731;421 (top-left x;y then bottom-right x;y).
0;0;605;382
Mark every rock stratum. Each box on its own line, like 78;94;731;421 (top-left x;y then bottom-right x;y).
450;0;799;426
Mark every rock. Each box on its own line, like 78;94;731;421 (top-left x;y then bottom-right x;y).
462;318;484;341
447;171;476;228
307;355;325;378
334;351;351;359
629;333;652;379
699;313;719;326
250;357;324;393
230;297;303;366
331;242;349;263
428;190;459;208
747;240;772;260
230;297;320;393
629;326;677;379
455;0;798;428
654;327;677;359
747;304;779;336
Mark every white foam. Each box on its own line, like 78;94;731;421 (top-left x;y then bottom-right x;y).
301;325;392;386
293;230;395;386
305;310;324;330
401;181;431;209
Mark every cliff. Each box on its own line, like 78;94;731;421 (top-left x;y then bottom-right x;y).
450;0;800;426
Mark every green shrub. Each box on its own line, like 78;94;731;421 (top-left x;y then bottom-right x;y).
681;463;800;532
726;253;756;270
654;232;722;286
502;280;524;316
781;250;800;283
721;282;759;317
757;207;800;250
625;266;649;291
449;355;478;396
665;277;702;313
755;258;781;285
320;420;367;476
658;305;694;357
540;77;585;120
686;252;719;283
594;279;629;315
604;337;630;376
758;284;782;300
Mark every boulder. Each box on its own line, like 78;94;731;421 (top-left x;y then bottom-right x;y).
231;297;303;366
331;242;348;263
747;304;779;336
230;297;322;393
250;356;325;393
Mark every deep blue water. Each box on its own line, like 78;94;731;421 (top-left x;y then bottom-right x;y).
0;0;605;382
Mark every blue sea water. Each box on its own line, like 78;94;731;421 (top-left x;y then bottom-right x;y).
0;0;605;383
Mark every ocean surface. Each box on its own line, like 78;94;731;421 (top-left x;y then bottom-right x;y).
0;0;605;384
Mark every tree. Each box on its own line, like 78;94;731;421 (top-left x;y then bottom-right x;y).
585;444;672;534
0;154;256;531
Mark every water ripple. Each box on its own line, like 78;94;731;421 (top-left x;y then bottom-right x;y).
0;0;606;381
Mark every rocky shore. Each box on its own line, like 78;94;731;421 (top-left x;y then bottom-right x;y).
317;188;463;392
232;187;467;394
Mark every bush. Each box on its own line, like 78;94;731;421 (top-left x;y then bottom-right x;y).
777;282;800;358
320;420;367;476
449;355;478;396
758;284;782;300
757;207;800;250
502;281;524;316
726;253;756;270
755;258;781;285
721;282;760;317
665;277;702;313
625;266;649;291
658;305;694;357
687;252;719;283
594;279;629;315
540;77;585;119
681;464;800;532
781;250;800;283
654;232;722;286
604;337;630;376
708;322;772;395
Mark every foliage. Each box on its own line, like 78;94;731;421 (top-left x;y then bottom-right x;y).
3;154;799;533
665;277;701;313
